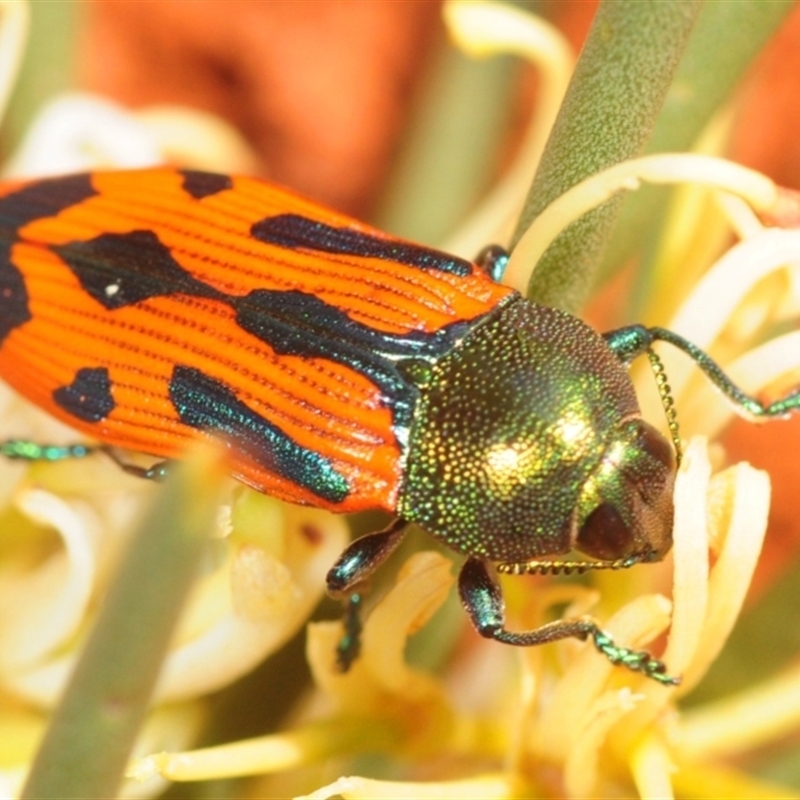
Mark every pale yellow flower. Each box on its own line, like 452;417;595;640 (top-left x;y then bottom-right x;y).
3;1;800;798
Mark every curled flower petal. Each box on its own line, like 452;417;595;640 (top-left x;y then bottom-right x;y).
676;659;800;760
127;716;396;785
531;592;671;765
151;498;349;702
0;487;347;707
442;0;573;255
564;687;643;799
3;93;166;177
297;772;515;800
307;550;454;714
0;489;101;691
119;702;206;800
682;461;770;690
4;93;257;179
629;732;675;800
506;154;779;294
662;438;712;676
665;227;800;398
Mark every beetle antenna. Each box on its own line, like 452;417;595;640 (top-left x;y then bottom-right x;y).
645;347;683;465
497;553;646;577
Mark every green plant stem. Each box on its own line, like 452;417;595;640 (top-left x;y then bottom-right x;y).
3;1;80;157
21;454;223;800
376;40;514;246
512;0;701;313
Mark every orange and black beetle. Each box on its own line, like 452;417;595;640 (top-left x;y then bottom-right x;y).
1;168;797;682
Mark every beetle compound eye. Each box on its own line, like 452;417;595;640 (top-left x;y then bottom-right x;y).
619;419;676;505
633;419;677;473
576;502;634;561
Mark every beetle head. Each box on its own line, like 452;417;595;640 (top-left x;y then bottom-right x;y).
573;416;675;565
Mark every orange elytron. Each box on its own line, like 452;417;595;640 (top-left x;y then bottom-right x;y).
0;168;511;511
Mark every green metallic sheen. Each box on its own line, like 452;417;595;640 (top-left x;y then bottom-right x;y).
398;297;674;564
0;440;94;461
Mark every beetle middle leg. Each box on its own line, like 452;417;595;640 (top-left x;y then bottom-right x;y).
0;439;171;481
1;439;98;463
458;556;679;685
326;517;411;671
99;446;172;481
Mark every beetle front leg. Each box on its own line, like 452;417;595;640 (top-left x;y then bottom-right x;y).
326;517;411;671
458;556;679;685
604;324;800;421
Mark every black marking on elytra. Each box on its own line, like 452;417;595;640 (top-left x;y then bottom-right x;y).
53;366;115;422
169;364;350;503
46;209;487;435
251;214;473;277
233;288;477;430
0;174;98;344
0;253;31;344
180;170;233;200
52;229;220;310
0;174;97;233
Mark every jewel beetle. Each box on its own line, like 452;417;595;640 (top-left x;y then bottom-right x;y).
0;168;798;684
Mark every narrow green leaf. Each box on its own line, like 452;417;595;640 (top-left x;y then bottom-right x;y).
512;0;701;313
21;452;224;800
376;42;515;245
600;0;796;308
3;1;81;156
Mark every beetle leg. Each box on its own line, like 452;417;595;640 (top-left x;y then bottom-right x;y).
458;556;679;685
326;517;410;671
0;439;97;462
0;439;172;481
604;324;800;421
326;517;410;594
99;446;172;481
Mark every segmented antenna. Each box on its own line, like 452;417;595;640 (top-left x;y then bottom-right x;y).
646;347;682;465
497;553;646;577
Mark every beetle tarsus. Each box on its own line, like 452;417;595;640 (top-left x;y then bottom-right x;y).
99;446;172;481
0;439;96;462
590;628;680;686
0;438;175;482
335;593;363;672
